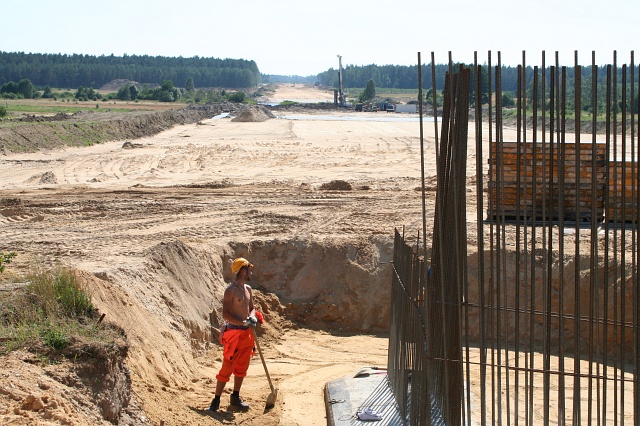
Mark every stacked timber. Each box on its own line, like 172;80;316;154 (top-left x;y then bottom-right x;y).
488;141;606;222
606;161;640;223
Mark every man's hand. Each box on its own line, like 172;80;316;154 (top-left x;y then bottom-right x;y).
243;315;258;327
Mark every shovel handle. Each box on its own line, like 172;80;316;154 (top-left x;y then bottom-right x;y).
251;327;276;394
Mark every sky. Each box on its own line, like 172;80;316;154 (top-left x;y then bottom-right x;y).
3;0;639;76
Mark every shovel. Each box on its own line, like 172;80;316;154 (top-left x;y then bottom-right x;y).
251;327;278;411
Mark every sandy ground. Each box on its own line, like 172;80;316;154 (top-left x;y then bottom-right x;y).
261;84;336;104
0;85;438;426
2;84;633;425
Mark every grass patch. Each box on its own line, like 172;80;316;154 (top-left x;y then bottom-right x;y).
3;104;134;115
0;265;125;357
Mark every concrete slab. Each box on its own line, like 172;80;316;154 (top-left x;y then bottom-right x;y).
324;369;402;425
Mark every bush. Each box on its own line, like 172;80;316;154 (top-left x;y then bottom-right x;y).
227;91;247;103
0;252;16;272
0;92;20;100
54;268;94;317
0;105;7;118
27;267;94;318
159;91;174;102
40;327;69;350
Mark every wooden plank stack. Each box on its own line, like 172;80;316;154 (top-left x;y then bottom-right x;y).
488;141;607;222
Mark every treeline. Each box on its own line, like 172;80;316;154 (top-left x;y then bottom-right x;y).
0;51;260;89
317;63;638;113
1;77;248;104
317;63;622;92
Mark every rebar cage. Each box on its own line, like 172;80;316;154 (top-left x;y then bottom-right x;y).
389;51;640;426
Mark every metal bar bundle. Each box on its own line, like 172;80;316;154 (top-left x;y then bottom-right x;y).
388;49;640;425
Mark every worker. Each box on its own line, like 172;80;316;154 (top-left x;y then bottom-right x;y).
208;257;262;412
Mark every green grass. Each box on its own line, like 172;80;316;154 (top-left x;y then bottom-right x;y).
4;104;134;114
0;265;124;357
502;107;627;123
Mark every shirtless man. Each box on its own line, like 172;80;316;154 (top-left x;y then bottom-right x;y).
208;257;257;412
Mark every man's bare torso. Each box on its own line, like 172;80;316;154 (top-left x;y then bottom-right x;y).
223;283;252;325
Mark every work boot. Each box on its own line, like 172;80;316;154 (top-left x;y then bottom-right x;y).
207;396;220;412
230;393;250;411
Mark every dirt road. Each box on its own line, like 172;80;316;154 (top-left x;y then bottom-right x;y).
0;86;449;425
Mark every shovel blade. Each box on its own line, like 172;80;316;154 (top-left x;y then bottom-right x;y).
264;388;278;411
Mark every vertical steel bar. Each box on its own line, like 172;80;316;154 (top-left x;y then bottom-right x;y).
631;51;640;424
544;63;555;426
514;61;523;426
591;52;600;426
496;55;505;426
487;51;497;426
558;63;567;426
475;56;488;426
629;46;638;421
470;51;483;426
621;61;628;426
529;64;540;426
456;65;470;426
573;54;582;426
541;52;549;426
602;62;612;426
432;52;440;171
612;50;622;425
487;51;498;424
519;51;529;426
418;52;428;279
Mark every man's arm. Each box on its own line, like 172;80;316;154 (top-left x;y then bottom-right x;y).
247;284;255;315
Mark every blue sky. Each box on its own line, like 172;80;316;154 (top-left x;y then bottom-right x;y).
4;0;638;76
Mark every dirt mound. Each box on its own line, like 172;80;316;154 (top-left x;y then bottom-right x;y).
0;348;146;425
320;180;352;191
39;171;57;184
0;105;224;154
16;112;71;123
98;79;141;91
231;105;276;122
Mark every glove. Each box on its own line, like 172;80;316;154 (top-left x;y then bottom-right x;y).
255;311;264;324
243;315;258;327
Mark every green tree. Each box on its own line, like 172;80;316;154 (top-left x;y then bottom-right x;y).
161;80;175;92
75;86;100;101
42;86;54;98
117;85;131;100
227;91;247;102
0;81;19;94
185;77;195;92
129;85;139;100
17;79;34;98
159;91;174;102
360;79;376;102
502;91;515;108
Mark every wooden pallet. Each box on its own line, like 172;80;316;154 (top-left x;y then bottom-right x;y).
606;161;640;223
488;142;606;221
